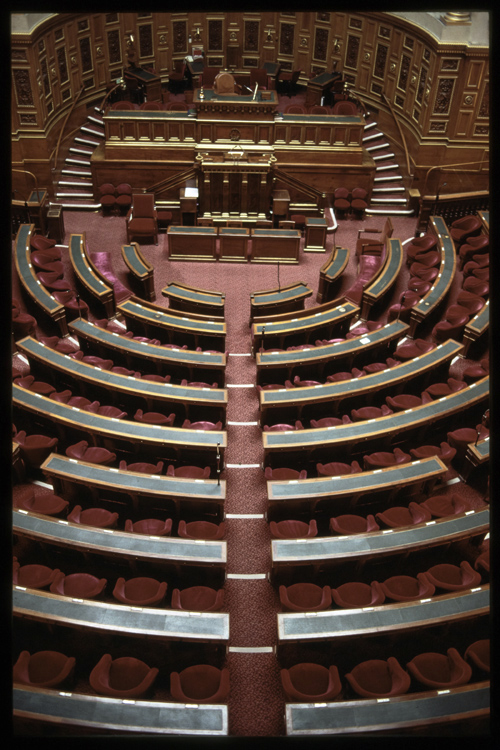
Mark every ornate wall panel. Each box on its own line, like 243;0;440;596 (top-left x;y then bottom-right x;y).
479;83;489;117
279;23;294;56
313;28;328;62
244;20;259;52
14;69;35;107
398;54;411;91
374;43;388;78
208;19;223;51
433;77;455;115
172;20;187;54
79;37;92;72
416;66;427;104
139;24;153;58
40;58;51;97
107;29;121;64
57;47;69;83
345;35;360;71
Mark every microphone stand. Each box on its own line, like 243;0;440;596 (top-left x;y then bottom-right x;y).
216;442;221;486
76;293;81;320
396;291;407;322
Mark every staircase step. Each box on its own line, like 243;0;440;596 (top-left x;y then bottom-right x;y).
75;136;100;147
374;175;403;183
59;180;94;188
53;202;101;210
366;142;391;153
81;126;104;137
375;163;400;172
373;152;396;162
367;207;414;216
362;132;385;143
371;197;408;204
363;121;378;132
70;146;94;156
62;168;92;177
56;191;94;199
372;186;405;194
89;115;104;126
65;157;92;166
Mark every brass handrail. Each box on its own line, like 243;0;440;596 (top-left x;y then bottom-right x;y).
12;168;39;200
381;92;412;179
146;167;198;197
273;168;325;202
422;160;489;195
52;85;86;172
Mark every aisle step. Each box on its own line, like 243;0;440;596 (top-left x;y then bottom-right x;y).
373;152;396;162
366;142;391;152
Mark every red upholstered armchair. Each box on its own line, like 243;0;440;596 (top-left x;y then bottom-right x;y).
135;409;175;425
409;442;456;467
375;502;432;528
177;520;226;539
405;233;438;262
13;651;75;689
279;583;332;612
406;648;472;689
465;639;490;674
182;419;223;431
29;234;60;256
333;187;350;218
394;338;435;360
170;665;230;703
449;215;482;246
380;573;435;602
125;518;172;536
345;658;411;698
167;464;211;479
265;467;307;481
425;561;482;591
263;421;304;432
171;586;225;612
13;431;58;469
281;663;342;702
50;572;107;599
14;488;69;516
119;460;164;474
67;505;119;528
363;448;411;470
317;461;362;476
90;654;158;698
331;581;385;608
13;560;60;589
385;393;427;412
126;193;158;245
329;514;379;535
112;577;168;606
351;404;393;421
310;416;352;427
269;519;318;538
65;440;116;465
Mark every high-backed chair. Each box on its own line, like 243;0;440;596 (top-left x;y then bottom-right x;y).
13;651;76;688
380;573;435;602
250;68;269;89
350;187;368;219
90;654;158;698
170;665;230;704
332;100;357;115
50;572;107;599
177;520;226;540
278;69;301;96
425;561;482;591
269;519;318;539
112;577;168;606
333;187;350;218
126;193;158;245
115;183;133;213
125;518;173;536
454;290;486;314
329;514;379;535
345;658;411;698
281;663;342;702
406;648;472;689
284;104;306;115
98;183;117;215
309;105;329;115
279;583;332;612
171;586;225;612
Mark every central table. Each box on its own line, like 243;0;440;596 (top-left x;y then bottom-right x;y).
167;226;218;261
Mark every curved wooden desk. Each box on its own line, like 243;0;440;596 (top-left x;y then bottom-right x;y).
359;237;402;320
13;384;227;463
263;377;489;460
270;506;489;568
462;299;489;357
259;339;463;423
13;508;227;568
14;224;67;336
13;586;229;643
277;585;489;643
16;336;228;423
121;242;155;302
41;453;226;515
256;319;408;381
285;682;489;735
117;297;226;350
317;246;350;303
162;282;225;317
69;318;226;384
409;216;457;337
69;233;115;318
14;685;228;735
250;282;313;322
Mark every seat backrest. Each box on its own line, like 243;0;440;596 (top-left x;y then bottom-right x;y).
131;193;155;218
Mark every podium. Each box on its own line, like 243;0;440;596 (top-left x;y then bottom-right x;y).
304;217;327;253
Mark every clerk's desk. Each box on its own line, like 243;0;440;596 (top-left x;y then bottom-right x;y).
14;685;228;736
263;377;489;460
193;88;278;120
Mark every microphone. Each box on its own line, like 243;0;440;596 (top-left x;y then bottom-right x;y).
76;293;81;320
396;291;407;322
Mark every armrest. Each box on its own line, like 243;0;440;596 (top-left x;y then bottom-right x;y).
357;228;381;237
126;208;133;221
